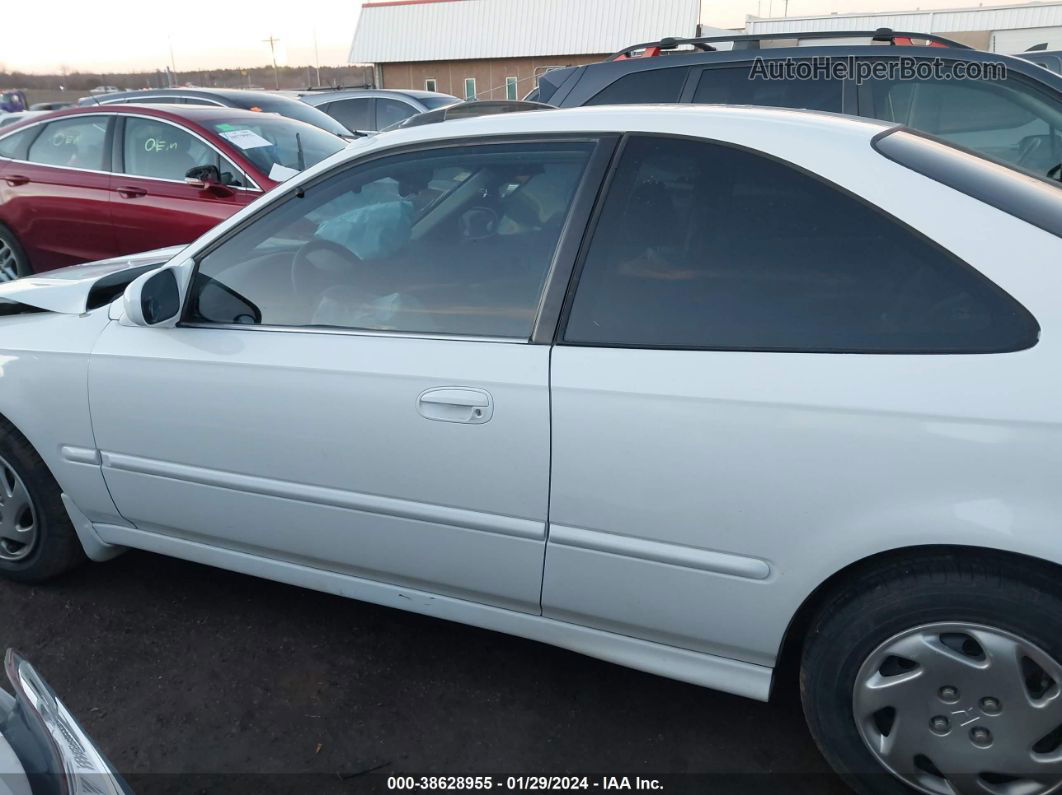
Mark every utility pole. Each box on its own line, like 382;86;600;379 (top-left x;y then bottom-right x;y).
313;28;322;87
168;34;179;86
263;35;281;90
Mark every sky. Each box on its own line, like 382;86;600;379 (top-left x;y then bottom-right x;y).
0;0;1043;74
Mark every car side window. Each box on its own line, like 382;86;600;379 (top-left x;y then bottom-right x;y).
186;141;596;338
862;61;1062;181
326;98;372;131
692;63;843;113
27;116;108;171
122;117;247;186
376;98;418;130
563;135;1036;353
584;67;689;105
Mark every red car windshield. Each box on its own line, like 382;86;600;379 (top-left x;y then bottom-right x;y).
209;117;346;181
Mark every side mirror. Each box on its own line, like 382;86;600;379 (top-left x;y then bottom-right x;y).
123;268;181;327
185;165;233;196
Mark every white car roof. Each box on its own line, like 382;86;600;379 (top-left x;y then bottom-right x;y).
351;103;891;156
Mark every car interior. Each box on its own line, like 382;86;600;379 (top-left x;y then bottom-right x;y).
187;144;593;339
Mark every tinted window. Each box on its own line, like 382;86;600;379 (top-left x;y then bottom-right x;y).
863;61;1062;181
692;64;842;112
27;116;108;170
376;98;417;130
564;135;1036;353
188;142;594;338
585;68;688;105
0;126;37;159
326;98;372;131
123;117;248;186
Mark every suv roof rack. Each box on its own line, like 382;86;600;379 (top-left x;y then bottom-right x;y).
301;84;373;92
387;100;553;131
609;28;970;60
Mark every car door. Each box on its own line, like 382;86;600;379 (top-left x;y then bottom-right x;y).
544;134;1039;665
87;135;611;612
109;115;259;256
0;114;115;270
856;58;1062;182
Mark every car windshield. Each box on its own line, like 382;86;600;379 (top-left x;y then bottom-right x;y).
208;117;345;179
237;97;353;139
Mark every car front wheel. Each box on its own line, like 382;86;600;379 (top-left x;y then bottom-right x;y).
801;553;1062;795
0;418;84;582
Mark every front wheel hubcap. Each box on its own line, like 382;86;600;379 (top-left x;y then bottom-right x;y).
854;622;1062;795
0;456;37;561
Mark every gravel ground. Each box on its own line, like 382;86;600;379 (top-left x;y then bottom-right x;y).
0;550;851;794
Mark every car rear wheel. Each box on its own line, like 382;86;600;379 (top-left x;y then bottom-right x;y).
801;554;1062;795
0;418;84;582
0;226;30;282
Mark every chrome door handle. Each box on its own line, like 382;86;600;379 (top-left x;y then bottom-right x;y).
417;387;493;424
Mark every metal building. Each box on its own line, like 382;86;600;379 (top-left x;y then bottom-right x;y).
743;2;1062;53
349;0;700;100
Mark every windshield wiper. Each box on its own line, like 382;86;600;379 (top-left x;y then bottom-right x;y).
296;132;306;171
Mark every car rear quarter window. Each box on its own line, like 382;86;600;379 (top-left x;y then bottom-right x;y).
692;63;843;113
563;135;1037;353
584;67;689;105
376;98;418;129
27;116;109;171
325;98;372;131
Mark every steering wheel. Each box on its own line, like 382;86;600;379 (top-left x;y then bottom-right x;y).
1016;135;1050;169
290;238;363;301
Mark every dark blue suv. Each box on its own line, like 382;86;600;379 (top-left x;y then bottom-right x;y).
536;29;1062;183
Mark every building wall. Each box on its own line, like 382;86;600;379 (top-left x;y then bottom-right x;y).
381;55;608;100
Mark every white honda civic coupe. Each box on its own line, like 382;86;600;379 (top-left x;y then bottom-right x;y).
1;103;1061;794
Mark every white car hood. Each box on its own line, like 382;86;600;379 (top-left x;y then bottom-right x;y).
0;246;185;314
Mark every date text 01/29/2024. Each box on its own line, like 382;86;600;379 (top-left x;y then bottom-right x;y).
386;776;665;791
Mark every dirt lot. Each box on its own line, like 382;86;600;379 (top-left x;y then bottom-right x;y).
0;550;850;794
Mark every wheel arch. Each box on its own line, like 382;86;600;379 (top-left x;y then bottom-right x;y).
775;543;1062;688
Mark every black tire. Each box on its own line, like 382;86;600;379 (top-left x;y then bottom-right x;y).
0;417;85;582
801;552;1062;795
0;224;31;281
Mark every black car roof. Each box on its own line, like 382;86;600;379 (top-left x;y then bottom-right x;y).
542;43;1062;106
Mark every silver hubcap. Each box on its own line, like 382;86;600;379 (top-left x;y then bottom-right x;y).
0;455;36;561
854;622;1062;795
0;240;19;282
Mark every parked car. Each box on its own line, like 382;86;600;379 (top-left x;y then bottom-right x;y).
1;103;1061;795
535;28;1062;183
0;649;128;795
0;104;345;278
1020;49;1062;75
0;112;45;130
77;88;355;140
295;88;459;134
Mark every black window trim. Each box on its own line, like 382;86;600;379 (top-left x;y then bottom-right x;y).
554;131;1040;355
181;132;621;344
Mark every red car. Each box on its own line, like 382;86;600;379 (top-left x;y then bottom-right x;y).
0;104;346;278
